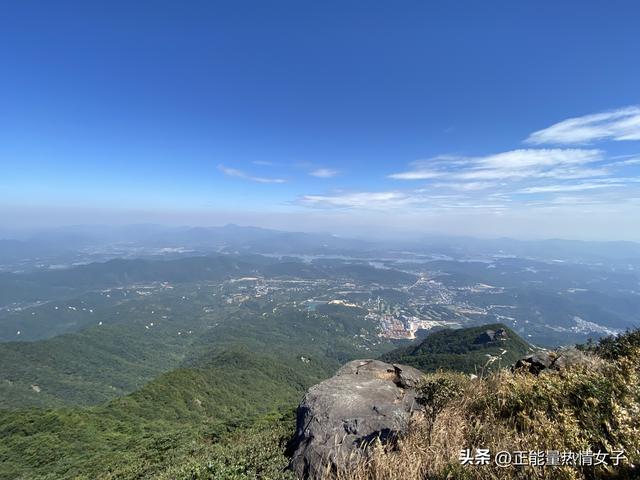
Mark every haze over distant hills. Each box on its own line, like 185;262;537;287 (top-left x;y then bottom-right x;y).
0;226;637;345
1;224;638;345
2;224;640;274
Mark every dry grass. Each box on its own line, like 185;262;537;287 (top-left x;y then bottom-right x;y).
335;346;640;480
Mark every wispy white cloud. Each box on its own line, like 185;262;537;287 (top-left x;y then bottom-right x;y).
295;107;640;231
298;189;515;213
252;160;275;166
388;155;459;180
218;164;286;184
300;191;411;209
432;181;497;191
390;149;605;182
389;169;445;180
516;182;624;194
526;106;640;145
474;148;601;169
302;152;639;212
310;168;340;178
610;154;640;166
532;166;611;179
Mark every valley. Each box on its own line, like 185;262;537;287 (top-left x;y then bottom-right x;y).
0;234;638;479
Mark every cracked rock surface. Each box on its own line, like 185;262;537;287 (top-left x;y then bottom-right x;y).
288;359;425;479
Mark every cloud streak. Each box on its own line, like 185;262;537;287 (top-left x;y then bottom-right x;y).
218;164;286;184
516;182;624;194
388;170;445;180
611;154;640;166
389;148;606;183
299;190;512;212
526;106;640;145
432;181;497;191
300;191;411;209
310;168;340;178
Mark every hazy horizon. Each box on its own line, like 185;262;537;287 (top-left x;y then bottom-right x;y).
2;220;640;245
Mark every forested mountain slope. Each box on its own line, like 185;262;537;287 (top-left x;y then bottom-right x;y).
380;324;533;373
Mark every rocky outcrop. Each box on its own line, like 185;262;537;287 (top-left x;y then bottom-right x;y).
513;347;592;375
288;359;425;479
473;328;508;344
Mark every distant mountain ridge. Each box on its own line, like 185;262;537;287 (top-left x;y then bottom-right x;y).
1;224;373;255
3;224;640;275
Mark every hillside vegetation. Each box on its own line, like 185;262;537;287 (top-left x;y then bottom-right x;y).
0;293;392;409
0;348;313;479
380;323;533;373
0;300;393;479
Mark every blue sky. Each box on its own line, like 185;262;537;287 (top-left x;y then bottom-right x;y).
1;1;639;239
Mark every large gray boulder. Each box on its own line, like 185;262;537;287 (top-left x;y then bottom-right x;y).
513;347;592;375
288;359;425;479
